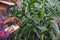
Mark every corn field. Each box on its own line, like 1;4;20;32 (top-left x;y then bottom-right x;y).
7;0;60;40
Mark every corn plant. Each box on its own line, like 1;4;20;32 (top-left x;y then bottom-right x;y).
8;0;60;40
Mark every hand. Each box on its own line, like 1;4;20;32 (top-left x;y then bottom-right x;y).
9;17;16;23
9;17;21;24
7;25;19;33
8;26;14;33
58;32;60;40
56;19;60;24
15;18;21;24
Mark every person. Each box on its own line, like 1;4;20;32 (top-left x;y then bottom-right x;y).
0;0;21;40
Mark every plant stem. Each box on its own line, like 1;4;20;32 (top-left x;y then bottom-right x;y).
41;34;44;40
24;37;26;40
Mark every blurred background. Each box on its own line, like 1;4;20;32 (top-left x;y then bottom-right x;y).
7;0;60;40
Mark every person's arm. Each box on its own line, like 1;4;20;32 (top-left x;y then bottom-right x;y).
4;17;15;24
4;17;21;25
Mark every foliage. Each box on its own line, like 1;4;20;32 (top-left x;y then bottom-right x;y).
8;0;60;40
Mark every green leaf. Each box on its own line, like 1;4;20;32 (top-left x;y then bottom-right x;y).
37;26;47;31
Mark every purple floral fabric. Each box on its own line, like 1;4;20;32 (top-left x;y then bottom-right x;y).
0;11;10;40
